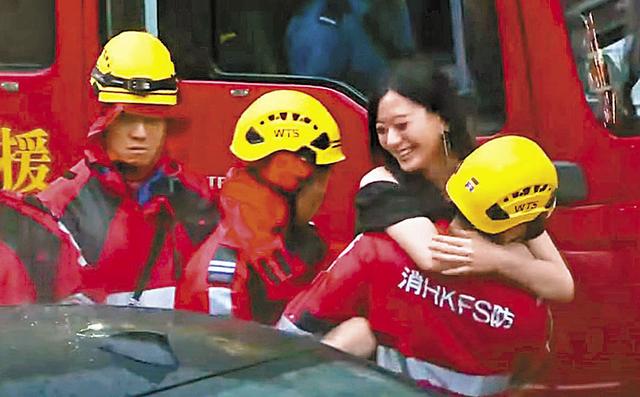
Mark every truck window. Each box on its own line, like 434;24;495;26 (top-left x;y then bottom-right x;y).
561;0;640;135
99;0;504;135
0;0;55;70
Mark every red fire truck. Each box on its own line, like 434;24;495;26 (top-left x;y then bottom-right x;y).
1;0;639;395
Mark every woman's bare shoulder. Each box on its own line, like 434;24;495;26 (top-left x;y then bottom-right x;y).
359;166;399;188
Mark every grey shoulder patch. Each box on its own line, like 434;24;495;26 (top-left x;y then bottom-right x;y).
208;246;238;284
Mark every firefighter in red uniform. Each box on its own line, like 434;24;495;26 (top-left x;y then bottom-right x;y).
175;90;345;324
38;31;219;307
279;136;558;396
0;192;81;304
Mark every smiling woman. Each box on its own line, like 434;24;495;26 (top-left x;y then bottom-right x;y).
375;91;456;178
367;56;475;183
356;55;574;303
357;55;473;237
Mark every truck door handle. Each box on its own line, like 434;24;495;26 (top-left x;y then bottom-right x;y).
230;88;249;97
0;81;19;93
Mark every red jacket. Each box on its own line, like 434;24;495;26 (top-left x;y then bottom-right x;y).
280;232;549;396
38;106;219;307
0;192;81;304
176;166;337;324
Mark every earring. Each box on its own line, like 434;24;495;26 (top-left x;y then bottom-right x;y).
442;131;450;158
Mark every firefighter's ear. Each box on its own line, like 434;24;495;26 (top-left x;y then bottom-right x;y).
448;225;470;238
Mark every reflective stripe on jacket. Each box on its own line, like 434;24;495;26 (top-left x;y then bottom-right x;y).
377;346;510;396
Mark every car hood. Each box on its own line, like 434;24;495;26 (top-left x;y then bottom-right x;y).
0;305;322;396
0;305;430;397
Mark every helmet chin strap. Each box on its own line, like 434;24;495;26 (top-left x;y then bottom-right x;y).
114;161;138;173
246;164;299;200
243;164;301;232
246;155;316;224
249;151;315;193
113;161;152;182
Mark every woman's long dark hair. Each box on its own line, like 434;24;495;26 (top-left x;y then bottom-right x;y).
367;55;476;179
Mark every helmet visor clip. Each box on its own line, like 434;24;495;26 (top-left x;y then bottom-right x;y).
125;78;153;95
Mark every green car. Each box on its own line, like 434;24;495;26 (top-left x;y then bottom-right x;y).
0;305;433;396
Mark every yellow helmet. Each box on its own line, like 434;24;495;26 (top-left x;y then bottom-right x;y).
90;31;178;106
446;136;558;234
230;90;345;165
